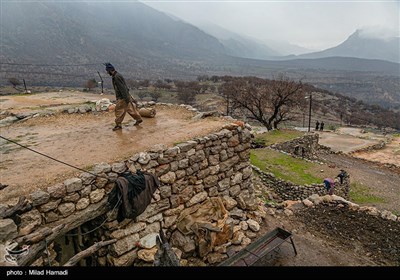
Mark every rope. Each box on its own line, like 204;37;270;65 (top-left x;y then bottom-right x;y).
0;135;108;179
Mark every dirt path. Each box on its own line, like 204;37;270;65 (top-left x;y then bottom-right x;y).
0;105;228;203
317;131;380;153
318;152;400;213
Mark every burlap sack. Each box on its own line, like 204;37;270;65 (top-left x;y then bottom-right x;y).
139;107;156;118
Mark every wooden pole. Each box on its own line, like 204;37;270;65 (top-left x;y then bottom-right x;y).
23;79;27;93
63;239;116;266
97;71;103;94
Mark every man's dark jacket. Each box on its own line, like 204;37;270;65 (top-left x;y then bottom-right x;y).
112;71;130;102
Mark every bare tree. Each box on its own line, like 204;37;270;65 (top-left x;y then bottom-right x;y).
175;81;199;105
8;77;20;88
84;79;97;91
221;75;304;130
150;91;161;102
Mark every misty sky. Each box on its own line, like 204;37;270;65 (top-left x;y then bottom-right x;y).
143;0;399;51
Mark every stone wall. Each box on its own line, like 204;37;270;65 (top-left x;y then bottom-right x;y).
252;166;349;201
1;122;267;266
270;133;320;160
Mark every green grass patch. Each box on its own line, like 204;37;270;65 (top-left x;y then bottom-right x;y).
349;182;385;204
250;148;322;185
254;129;304;146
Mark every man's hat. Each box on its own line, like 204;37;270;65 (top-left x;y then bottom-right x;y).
104;62;115;71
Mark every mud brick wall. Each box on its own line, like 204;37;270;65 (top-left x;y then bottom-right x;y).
1;123;267;266
252;166;349;200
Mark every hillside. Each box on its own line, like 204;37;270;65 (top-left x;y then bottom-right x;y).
1;2;399;111
298;30;400;63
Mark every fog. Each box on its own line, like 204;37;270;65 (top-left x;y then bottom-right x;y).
143;0;399;51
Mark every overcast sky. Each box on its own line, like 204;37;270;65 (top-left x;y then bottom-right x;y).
142;0;399;50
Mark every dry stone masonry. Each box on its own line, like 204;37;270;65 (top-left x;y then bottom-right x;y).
0;121;267;266
252;166;349;200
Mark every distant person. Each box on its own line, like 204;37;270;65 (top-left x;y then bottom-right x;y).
104;63;142;131
323;178;335;195
320;121;324;131
337;169;348;184
315;120;320;131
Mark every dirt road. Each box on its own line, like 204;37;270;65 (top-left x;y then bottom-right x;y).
317;131;380;153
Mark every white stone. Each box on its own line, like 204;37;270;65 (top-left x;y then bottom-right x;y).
246;219;260;232
302;199;314;207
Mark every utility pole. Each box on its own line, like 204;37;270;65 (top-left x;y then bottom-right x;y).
340;113;343;126
97;71;104;94
308;92;312;132
302;112;305;127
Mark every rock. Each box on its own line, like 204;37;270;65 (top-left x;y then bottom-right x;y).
64;178;83;193
146;213;163;223
230;208;246;220
47;183;66;199
164;205;184;216
89;189;105;203
138;232;159;249
231;231;245;245
0;219;18;242
45;211;59;223
222;196;237;211
160;172;177;184
229;185;241;197
245;231;257;239
93;163;111;174
207;253;228;264
30;190;50;206
109;249;138;266
159;186;172;199
246;219;260;232
111;222;146;239
163;215;177;228
111;234;140;256
19;210;42;235
139;222;161;239
62;193;80;203
284;209;294;216
241;237;252;246
239;221;248;231
76;198;90;210
186;191;207;207
112;162;127;173
170;230;196;253
58;203;75;217
137;247;158;262
138;152;151;165
39;199;61;212
302;199;314;207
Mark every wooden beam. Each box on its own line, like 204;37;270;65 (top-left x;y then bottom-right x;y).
64;239;117;266
16;200;109;266
14;227;53;245
0;196;31;219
